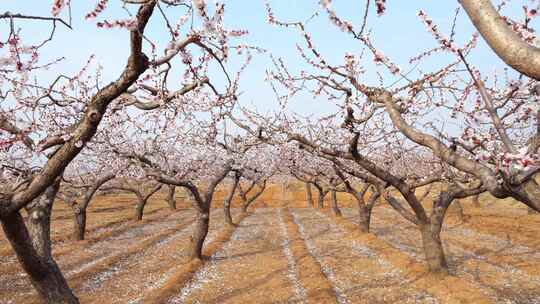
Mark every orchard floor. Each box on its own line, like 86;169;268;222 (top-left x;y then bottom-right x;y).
1;195;540;303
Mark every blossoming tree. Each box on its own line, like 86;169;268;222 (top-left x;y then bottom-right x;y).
0;0;249;302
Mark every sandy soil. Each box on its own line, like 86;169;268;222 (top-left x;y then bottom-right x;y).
1;185;539;304
340;205;540;304
168;208;298;304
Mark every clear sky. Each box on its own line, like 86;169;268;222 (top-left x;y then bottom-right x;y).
1;1;532;118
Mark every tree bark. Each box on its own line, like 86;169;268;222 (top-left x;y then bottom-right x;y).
153;161;233;260
330;190;342;217
357;204;370;233
460;0;540;80
313;185;326;209
72;207;86;241
134;193;146;221
515;179;540;212
305;182;314;207
2;2;156;217
1;182;79;303
133;184;162;221
420;187;477;275
419;223;449;275
357;190;380;233
241;181;266;213
191;208;210;260
224;203;234;226
224;174;240;227
239;187;248;213
63;173;115;241
332;166;378;233
317;194;324;209
424;191;450;274
166;185;176;210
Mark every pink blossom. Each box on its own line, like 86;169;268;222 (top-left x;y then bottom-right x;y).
51;0;66;16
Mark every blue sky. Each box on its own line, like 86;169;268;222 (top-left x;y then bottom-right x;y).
1;1;532;118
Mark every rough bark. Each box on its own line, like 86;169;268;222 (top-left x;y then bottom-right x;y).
460;0;540;80
2;182;79;303
134;197;145;221
317;192;324;209
330;190;342;217
72;208;86;241
514;179;540;212
191;208;210;260
241;180;266;213
359;190;380;233
305;182;314;207
423;184;484;274
383;190;449;274
312;183;327;209
224;174;240;226
420;223;449;275
420;190;452;275
166;185;176;210
0;3;158;302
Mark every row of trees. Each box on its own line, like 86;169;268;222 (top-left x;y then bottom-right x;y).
256;0;540;273
0;0;538;302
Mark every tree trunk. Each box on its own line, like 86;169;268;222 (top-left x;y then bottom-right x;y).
1;182;79;303
330;190;342;217
239;191;249;213
364;191;380;233
224;176;239;227
128;184;161;221
419;223;448;275
166;185;176;210
191;209;210;260
315;187;326;209
238;183;249;212
135;205;144;221
72;206;86;241
516;179;540;212
317;194;324;209
420;190;456;275
357;200;371;233
135;198;145;221
241;181;266;213
224;200;234;226
65;173;114;242
305;183;314;207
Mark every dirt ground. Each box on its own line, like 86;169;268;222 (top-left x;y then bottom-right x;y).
1;183;539;303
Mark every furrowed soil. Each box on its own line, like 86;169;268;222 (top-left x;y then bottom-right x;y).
1;183;539;303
